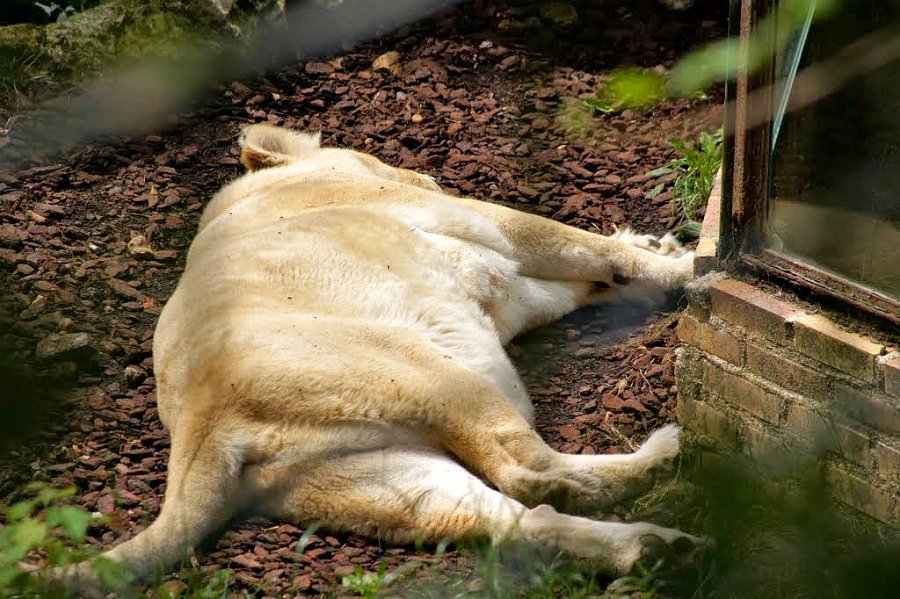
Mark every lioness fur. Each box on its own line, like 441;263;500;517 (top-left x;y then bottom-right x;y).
59;124;700;589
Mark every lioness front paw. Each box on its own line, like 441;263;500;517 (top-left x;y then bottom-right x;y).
610;227;688;257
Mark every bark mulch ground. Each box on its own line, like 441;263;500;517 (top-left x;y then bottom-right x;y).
0;1;725;596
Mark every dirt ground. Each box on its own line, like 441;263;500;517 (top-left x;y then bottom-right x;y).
0;1;725;596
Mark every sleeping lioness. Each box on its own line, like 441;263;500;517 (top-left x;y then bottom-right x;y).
60;124;700;589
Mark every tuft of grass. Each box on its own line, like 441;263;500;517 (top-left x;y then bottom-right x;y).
600;561;663;598
0;49;46;109
646;128;723;241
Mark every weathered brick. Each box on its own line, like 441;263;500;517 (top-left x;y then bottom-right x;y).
704;362;783;424
677;315;742;365
677;397;738;444
784;401;830;441
709;279;804;342
832;383;900;434
746;343;828;398
685;301;711;322
695;176;721;276
793;314;884;383
884;356;900;398
694;238;718;277
742;425;784;461
833;424;873;469
874;441;900;483
782;402;870;465
827;466;895;524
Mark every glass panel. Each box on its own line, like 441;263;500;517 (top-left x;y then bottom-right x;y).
768;1;900;299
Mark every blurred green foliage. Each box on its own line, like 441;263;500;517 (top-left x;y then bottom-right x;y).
671;0;840;95
582;67;668;113
588;0;843;112
0;482;131;597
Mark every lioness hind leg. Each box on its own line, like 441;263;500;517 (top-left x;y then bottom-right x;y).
362;354;679;515
488;424;682;514
420;376;681;514
267;448;700;577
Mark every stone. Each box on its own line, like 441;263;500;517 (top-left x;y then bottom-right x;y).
127;234;155;260
372;51;401;75
0;223;26;247
124;365;146;387
35;332;96;365
538;2;579;29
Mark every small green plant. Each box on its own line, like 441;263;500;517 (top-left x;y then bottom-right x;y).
155;567;240;599
342;564;390;598
646;128;724;241
0;482;132;596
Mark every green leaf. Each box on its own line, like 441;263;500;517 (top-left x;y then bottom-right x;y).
297;522;322;553
669;37;739;96
644;166;673;178
674;220;703;242
91;556;134;591
595;67;668;112
34;486;75;507
667;137;690;153
581;97;615;113
44;539;72;566
0;564;30;590
645;182;666;200
56;506;93;543
6;500;36;523
34;2;59;17
9;519;49;560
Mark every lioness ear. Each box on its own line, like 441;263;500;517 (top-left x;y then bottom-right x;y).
239;124;322;171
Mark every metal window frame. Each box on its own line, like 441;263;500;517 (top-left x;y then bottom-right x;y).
721;0;900;326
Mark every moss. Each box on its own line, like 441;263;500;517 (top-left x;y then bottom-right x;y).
0;0;282;105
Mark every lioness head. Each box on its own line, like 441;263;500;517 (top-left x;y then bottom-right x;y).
239;123;441;192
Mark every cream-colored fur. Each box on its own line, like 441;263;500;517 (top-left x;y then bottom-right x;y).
58;124;700;589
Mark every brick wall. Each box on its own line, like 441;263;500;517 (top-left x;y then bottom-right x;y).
676;275;900;525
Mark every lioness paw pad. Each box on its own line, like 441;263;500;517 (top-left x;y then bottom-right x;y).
636;530;704;571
